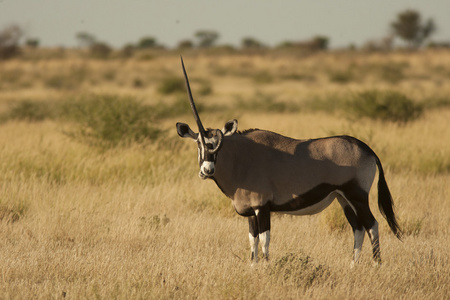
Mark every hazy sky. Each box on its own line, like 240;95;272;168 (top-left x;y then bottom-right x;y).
1;0;449;49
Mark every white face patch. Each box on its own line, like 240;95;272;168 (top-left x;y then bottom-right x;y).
200;161;215;176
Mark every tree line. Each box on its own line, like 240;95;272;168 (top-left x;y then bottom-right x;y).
1;9;448;60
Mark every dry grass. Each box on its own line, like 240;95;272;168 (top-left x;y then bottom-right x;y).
0;50;449;299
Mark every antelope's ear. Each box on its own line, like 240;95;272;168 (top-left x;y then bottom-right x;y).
222;119;238;136
176;123;198;139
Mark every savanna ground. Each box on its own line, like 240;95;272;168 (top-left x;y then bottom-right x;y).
0;49;449;299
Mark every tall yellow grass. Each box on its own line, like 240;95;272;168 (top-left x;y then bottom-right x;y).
0;50;449;299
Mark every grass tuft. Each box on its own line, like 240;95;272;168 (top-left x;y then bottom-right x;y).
270;252;331;288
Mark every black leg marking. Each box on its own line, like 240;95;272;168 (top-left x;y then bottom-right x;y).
255;204;271;261
337;195;365;265
248;215;259;262
340;184;381;264
248;215;258;238
248;204;272;263
256;204;271;234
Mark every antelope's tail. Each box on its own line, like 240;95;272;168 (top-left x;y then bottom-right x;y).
375;156;402;240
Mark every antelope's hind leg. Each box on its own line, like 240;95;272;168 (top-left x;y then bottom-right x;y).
337;194;365;267
339;188;381;266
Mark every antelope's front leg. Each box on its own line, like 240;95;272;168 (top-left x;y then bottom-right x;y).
248;205;271;263
256;205;271;261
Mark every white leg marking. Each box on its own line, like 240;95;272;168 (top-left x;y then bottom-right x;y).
351;229;365;268
259;230;270;261
368;221;381;266
368;221;379;244
249;233;259;264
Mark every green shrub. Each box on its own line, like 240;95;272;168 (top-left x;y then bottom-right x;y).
157;77;185;95
44;66;87;90
346;90;423;123
197;79;213;96
63;94;161;147
302;94;346;113
153;96;192;119
328;69;354;84
5;100;55;122
234;92;298;113
377;63;405;84
252;71;274;84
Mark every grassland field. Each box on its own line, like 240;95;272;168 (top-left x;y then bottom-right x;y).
0;49;449;299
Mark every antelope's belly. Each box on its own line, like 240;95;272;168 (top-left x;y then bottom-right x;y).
275;193;335;215
270;184;339;215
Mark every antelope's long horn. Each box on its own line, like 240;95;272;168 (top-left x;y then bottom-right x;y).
181;56;206;136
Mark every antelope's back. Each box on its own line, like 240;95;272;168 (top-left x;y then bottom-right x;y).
236;130;377;197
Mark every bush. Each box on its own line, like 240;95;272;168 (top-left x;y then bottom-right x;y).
89;42;112;59
302;94;346;113
197;79;213;96
377;63;406;84
252;71;274;84
157;77;185;95
235;92;298;113
5;100;55;122
328;69;354;84
63;95;161;147
346;90;423;123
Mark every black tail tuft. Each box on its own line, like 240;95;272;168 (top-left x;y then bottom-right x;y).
376;157;402;240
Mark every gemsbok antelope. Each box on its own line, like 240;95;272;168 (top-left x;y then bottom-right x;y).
176;57;402;266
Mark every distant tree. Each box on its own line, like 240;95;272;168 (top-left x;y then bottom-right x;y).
177;39;194;49
0;24;23;59
90;42;112;59
362;34;394;52
120;44;135;58
311;35;329;50
276;41;294;49
76;32;97;48
26;38;39;48
194;30;219;48
137;36;157;49
391;9;436;49
241;37;265;49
